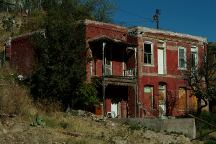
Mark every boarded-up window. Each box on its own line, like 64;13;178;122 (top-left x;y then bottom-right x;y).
158;84;166;116
190;95;197;112
178;88;187;111
144;86;154;109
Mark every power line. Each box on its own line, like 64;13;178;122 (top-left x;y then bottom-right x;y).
116;7;153;25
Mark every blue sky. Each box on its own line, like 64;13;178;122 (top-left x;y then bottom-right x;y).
113;0;216;42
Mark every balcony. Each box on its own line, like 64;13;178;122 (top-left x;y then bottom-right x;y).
123;68;136;77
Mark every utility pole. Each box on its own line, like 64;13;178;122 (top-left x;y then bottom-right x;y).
153;9;160;29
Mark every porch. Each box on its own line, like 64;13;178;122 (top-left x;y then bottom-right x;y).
87;35;138;118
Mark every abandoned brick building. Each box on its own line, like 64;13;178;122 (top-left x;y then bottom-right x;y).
5;20;208;118
85;20;208;118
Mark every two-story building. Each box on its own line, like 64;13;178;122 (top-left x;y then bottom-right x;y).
6;19;208;118
85;20;207;118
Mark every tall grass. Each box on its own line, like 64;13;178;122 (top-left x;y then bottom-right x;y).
0;67;34;116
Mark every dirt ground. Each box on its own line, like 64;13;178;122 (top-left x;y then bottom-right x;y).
0;112;201;144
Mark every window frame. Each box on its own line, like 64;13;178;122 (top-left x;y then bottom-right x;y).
144;85;154;109
191;46;198;68
178;47;187;70
143;41;154;66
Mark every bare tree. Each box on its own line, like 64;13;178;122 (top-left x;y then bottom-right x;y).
182;45;216;114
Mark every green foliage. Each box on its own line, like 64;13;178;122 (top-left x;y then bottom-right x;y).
19;10;46;33
205;139;216;144
29;0;114;109
199;111;216;128
84;0;116;22
128;122;142;131
2;15;15;32
75;83;98;108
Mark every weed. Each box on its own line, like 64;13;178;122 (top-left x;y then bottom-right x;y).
59;121;69;129
43;116;58;128
128;122;142;130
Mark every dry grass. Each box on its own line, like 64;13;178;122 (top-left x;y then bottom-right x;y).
34;99;62;114
0;67;34;116
0;67;195;143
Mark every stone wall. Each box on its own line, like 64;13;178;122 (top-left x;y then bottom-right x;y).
112;118;196;139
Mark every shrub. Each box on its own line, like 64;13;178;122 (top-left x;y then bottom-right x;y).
75;82;98;110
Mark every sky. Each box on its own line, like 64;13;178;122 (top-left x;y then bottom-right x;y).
113;0;216;42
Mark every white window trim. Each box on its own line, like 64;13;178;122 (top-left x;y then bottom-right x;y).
143;41;154;66
157;40;167;75
191;46;198;67
178;47;187;70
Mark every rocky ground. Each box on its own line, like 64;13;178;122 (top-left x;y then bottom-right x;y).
0;112;201;144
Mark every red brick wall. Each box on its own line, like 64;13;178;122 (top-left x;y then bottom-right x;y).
137;32;206;116
85;21;127;41
8;36;35;75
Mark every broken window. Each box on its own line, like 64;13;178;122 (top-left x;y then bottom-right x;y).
144;42;153;65
178;47;186;69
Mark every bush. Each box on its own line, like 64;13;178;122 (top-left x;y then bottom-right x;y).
75;82;98;109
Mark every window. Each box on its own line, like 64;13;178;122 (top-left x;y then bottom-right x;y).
178;87;187;112
105;48;112;75
144;42;153;65
178;47;186;69
105;58;112;75
144;86;154;109
191;47;198;67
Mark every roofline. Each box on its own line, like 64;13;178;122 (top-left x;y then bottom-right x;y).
5;30;45;47
129;26;207;43
9;30;45;41
87;35;137;47
84;19;127;30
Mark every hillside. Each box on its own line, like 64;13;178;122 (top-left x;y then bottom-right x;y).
0;111;195;144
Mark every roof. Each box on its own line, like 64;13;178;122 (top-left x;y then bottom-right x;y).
88;35;136;47
84;19;127;30
129;26;207;43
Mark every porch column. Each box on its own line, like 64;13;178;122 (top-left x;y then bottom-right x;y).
134;47;138;117
102;42;106;117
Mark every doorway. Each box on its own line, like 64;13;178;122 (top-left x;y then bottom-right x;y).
158;84;166;116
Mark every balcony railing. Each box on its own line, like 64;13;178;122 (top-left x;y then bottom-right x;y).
123;68;137;77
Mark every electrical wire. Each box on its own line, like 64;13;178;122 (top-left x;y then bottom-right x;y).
115;7;154;26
